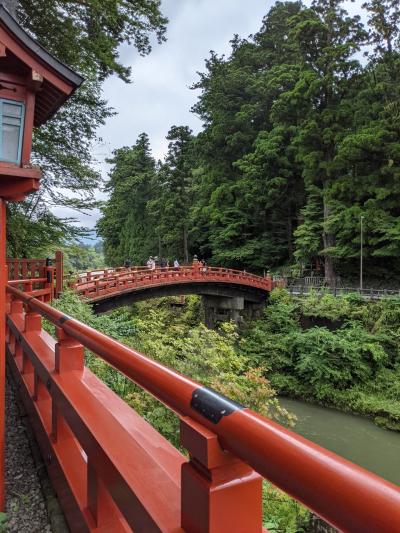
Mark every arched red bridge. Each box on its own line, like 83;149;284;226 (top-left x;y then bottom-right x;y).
72;265;281;314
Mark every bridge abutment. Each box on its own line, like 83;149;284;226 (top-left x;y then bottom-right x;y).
202;295;264;329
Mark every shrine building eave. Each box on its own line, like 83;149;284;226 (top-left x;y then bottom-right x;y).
0;6;84;126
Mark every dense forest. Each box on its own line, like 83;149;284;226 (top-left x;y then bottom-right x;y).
97;0;400;285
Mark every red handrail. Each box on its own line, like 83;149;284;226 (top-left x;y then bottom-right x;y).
6;284;400;532
73;266;274;300
8;278;47;285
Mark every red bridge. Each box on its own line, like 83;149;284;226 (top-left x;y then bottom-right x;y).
72;266;278;322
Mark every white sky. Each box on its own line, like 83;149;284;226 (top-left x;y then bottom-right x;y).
52;0;364;235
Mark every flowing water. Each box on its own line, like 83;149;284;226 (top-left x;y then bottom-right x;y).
279;397;400;486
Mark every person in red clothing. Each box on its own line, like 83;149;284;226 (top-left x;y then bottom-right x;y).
192;255;200;272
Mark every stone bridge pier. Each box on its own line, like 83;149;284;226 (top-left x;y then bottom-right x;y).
90;280;269;326
202;295;264;329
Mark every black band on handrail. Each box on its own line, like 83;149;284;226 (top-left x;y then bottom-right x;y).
191;387;244;424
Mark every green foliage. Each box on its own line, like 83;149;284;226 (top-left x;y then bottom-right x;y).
263;482;310;533
97;0;400;284
51;289;135;340
241;289;400;430
0;512;6;532
7;1;167;257
61;244;105;273
6;203;83;258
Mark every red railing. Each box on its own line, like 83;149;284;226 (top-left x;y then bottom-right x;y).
5;284;400;532
6;250;64;302
76;265;149;283
73;266;274;301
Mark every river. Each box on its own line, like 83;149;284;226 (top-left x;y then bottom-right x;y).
279;397;400;486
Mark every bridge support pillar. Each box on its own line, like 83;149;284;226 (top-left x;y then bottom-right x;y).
202;295;264;329
202;296;244;329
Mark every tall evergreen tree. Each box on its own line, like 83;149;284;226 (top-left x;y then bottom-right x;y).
149;126;195;262
290;0;367;284
97;134;158;265
362;0;400;55
191;2;305;269
324;0;400;277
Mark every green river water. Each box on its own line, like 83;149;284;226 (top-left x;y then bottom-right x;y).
279;398;400;487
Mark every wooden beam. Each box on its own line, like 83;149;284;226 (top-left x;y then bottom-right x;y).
29;69;43;92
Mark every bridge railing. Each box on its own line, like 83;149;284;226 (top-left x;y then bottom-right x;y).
6;250;64;302
75;265;149;283
73;266;274;300
6;283;400;532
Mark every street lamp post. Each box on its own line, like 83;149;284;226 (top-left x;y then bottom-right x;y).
360;215;364;291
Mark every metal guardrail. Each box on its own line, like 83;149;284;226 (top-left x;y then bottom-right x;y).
6;284;400;532
288;285;400;299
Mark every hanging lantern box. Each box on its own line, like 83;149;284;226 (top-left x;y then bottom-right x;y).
0;6;83;202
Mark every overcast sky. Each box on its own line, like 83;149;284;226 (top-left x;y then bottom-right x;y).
53;0;364;235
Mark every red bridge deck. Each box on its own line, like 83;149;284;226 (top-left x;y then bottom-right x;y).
73;266;275;303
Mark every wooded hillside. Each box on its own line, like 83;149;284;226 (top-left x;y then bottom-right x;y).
98;0;400;284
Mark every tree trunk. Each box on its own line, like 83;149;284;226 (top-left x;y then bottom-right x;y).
322;186;336;287
183;226;189;264
1;0;18;18
287;207;293;260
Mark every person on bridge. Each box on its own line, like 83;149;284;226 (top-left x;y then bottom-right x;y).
173;259;179;269
192;255;200;272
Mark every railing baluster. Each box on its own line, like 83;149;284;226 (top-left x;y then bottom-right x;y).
55;327;84;374
180;416;263;533
87;460;119;528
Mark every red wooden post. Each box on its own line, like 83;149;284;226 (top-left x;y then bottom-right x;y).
55;250;64;297
180;416;263;533
0;200;5;509
54;327;84;374
87;460;119;529
21;259;27;280
52;327;84;445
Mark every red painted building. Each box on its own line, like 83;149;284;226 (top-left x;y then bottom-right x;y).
0;5;82;508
